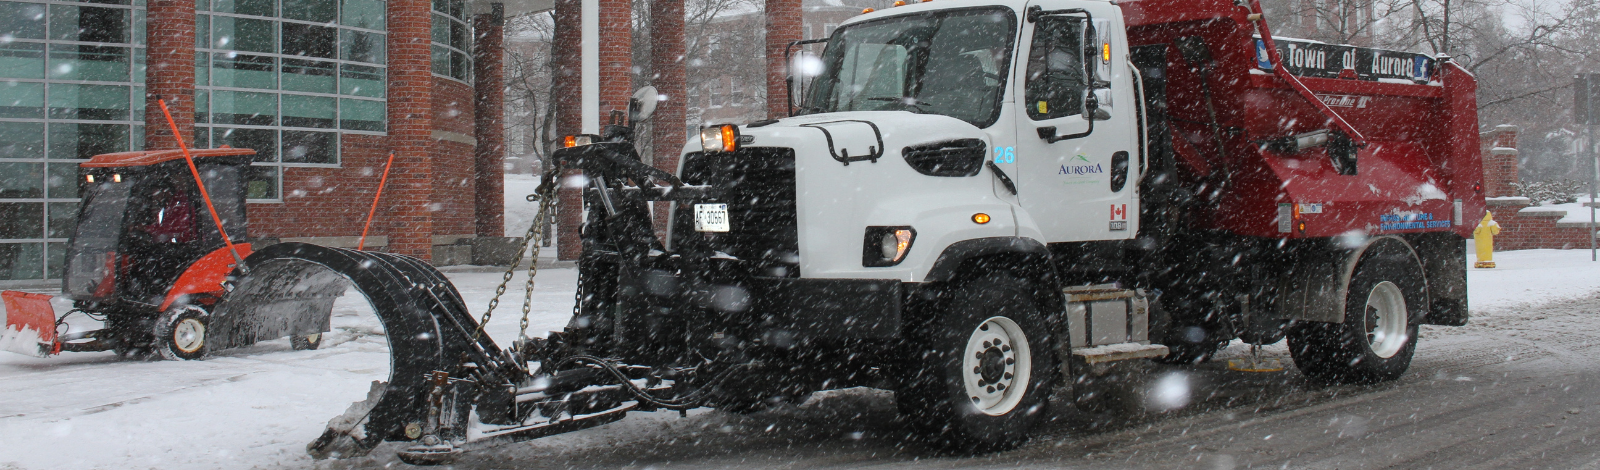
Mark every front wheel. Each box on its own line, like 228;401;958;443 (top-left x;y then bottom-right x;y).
898;272;1056;452
156;307;208;361
1288;241;1425;384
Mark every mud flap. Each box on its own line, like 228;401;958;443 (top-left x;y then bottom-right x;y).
1;291;56;357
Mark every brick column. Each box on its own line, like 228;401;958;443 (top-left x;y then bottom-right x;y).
1481;125;1520;198
649;0;686;239
764;0;802;119
387;0;435;260
598;0;632;119
473;4;507;238
553;0;584;260
144;0;196;150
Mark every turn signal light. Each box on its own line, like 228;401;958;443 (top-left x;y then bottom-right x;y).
862;7;874;13
892;0;905;6
972;213;990;224
562;134;596;148
699;124;739;153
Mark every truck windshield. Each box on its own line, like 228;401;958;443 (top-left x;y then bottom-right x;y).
803;7;1016;128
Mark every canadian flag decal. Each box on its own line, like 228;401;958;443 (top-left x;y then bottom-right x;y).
1110;204;1127;220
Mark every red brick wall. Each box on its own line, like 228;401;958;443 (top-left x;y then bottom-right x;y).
765;0;802;119
247;135;391;239
1480;125;1519;198
650;0;687;239
1485;199;1596;251
553;0;583;260
144;0;196;150
382;0;436;259
473;6;507;238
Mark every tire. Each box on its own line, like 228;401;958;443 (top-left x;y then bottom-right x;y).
156;307;208;361
1288;241;1425;384
898;272;1056;452
292;333;323;351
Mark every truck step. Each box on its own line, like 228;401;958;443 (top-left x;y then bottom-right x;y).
1071;342;1170;365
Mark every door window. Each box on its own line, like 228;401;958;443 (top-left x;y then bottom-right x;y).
1024;16;1086;121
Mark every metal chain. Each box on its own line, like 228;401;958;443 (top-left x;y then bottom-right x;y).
474;165;561;341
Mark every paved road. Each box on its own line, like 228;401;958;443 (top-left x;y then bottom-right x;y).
328;293;1600;470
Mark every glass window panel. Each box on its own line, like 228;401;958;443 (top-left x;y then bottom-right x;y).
48;44;130;82
131;85;143;119
48;83;130;120
0;163;44;199
50;5;130;43
132;124;142;149
282;59;335;93
0;243;44;280
133;8;145;45
339;63;383;97
216;127;276;161
282;94;333;128
195;89;208;123
47;203;77;238
448;0;463;18
340;29;384;63
195;52;208;85
282;0;336;23
0;123;45;158
211;53;276;89
282;23;337;59
450;51;468;80
0;43;45;79
0;203;42;237
282;130;335;163
450;19;467;51
196;14;209;49
48;123;129;159
339;98;383;131
196;0;207;11
194;126;209;148
213;0;272;17
244;165;277;199
46;241;64;278
46;162;80;198
212;16;274;53
80;0;132;5
0;81;44;118
431;0;445;13
0;2;47;40
133;47;144;83
341;0;384;29
210;90;275;125
431;14;448;44
431;45;448;76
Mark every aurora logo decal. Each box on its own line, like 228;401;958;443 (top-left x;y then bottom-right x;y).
1059;154;1104;176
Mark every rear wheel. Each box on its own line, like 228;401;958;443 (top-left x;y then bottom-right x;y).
156;307;208;361
898;272;1056;452
1288;241;1425;384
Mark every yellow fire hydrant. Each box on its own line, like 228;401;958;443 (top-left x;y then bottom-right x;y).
1474;211;1500;268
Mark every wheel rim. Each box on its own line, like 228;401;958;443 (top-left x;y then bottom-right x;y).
1364;281;1408;358
962;316;1032;416
172;318;206;354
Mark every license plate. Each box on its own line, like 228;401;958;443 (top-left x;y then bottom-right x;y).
694;203;730;232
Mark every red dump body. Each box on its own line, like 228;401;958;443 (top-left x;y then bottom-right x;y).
1118;0;1483;240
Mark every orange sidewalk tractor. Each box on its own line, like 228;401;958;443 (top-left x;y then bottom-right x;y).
0;147;328;360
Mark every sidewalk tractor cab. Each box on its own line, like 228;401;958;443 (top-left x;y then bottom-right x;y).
1;147;329;360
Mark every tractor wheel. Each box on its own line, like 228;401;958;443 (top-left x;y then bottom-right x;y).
1288;241;1425;384
897;272;1056;452
292;333;323;351
156;307;208;361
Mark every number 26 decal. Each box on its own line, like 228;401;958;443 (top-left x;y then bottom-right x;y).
992;146;1016;164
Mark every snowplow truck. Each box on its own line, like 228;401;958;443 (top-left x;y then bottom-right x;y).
301;0;1481;463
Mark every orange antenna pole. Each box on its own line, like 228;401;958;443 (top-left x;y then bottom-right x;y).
358;153;395;250
158;98;248;273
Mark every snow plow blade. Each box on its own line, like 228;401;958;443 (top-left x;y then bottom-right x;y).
212;243;511;458
1;291;56;357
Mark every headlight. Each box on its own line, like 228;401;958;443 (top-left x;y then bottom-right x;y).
699;124;739;153
863;226;915;267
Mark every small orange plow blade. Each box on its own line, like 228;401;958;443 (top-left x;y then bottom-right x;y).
1;291;57;357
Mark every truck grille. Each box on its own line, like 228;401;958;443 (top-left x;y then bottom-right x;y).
674;148;799;278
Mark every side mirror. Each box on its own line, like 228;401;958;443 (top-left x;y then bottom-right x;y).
629;86;660;123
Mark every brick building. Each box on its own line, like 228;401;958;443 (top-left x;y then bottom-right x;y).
0;0;558;281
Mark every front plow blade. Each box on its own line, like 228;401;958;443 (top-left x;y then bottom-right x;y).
1;291;56;357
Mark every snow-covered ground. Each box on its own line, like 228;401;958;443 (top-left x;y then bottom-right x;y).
4;241;1600;469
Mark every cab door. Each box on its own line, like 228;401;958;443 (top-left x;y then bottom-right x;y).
1009;2;1137;243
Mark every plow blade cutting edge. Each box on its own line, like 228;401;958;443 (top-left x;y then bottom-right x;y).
1;291;56;357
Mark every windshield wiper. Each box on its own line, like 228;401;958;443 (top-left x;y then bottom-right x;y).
863;96;935;113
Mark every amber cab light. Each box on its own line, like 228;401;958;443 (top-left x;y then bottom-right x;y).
972;213;990;224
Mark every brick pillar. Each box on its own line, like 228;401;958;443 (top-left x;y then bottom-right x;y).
473;4;507;238
144;0;196;150
387;0;435;260
599;0;633;118
553;0;584;260
764;0;802;119
649;0;686;239
1481;125;1520;198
